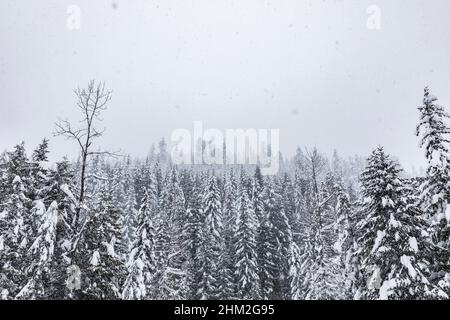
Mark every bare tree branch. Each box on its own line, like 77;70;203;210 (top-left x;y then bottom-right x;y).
54;80;115;228
87;150;123;158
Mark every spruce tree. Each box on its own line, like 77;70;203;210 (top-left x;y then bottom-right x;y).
198;176;224;299
416;87;450;216
78;183;125;299
17;201;58;299
122;188;158;300
0;176;30;299
355;147;446;299
334;181;358;298
264;181;292;299
183;175;205;299
256;181;277;300
30;138;51;201
288;241;302;300
415;87;450;294
220;173;238;299
234;186;260;299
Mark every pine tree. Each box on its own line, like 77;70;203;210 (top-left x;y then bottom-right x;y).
16;201;58;299
30;138;51;202
78;183;125;299
334;181;358;298
306;177;344;299
416;87;450;216
183;175;205;299
264;182;292;299
256;181;277;300
153;169;186;299
0;175;31;299
280;173;300;244
296;148;328;299
288;241;302;300
122;188;158;300
233;187;260;299
45;158;78;299
0;151;8;207
198;176;224;300
355;147;446;300
415;87;450;294
115;158;138;258
219;172;239;299
152;205;171;299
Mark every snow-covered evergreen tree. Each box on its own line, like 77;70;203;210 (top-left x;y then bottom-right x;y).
77;183;125;299
355;147;447;300
233;186;260;299
198;176;224;300
0;175;31;299
122;188;158;300
334;181;358;298
183;175;205;299
150;168;186;299
220;173;238;299
256;182;277;300
17;201;58;299
415;87;450;294
264;182;292;299
416;87;450;217
30;138;51;202
288;241;302;300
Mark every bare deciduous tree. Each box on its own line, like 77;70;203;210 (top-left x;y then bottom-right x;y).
54;80;117;224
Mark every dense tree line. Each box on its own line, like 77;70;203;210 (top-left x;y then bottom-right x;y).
0;87;449;300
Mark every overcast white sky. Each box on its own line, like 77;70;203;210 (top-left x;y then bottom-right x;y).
1;0;450;170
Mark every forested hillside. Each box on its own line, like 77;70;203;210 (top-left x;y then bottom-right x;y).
0;87;449;300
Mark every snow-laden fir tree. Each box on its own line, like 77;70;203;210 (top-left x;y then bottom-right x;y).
4;143;32;197
77;182;125;299
16;201;58;299
416;87;450;216
280;173;298;234
219;172;238;299
198;175;224;300
288;241;303;300
156;168;187;299
233;184;260;299
122;186;158;300
252;167;275;300
255;182;277;300
355;146;447;300
264;181;293;299
0;152;8;207
334;180;358;298
0;175;30;299
30;138;51;202
415;87;450;294
45;158;78;298
306;177;345;299
115;158;138;257
152;203;171;299
295;149;330;299
183;174;205;299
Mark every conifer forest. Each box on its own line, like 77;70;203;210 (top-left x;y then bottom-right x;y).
1;1;450;303
0;82;449;300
